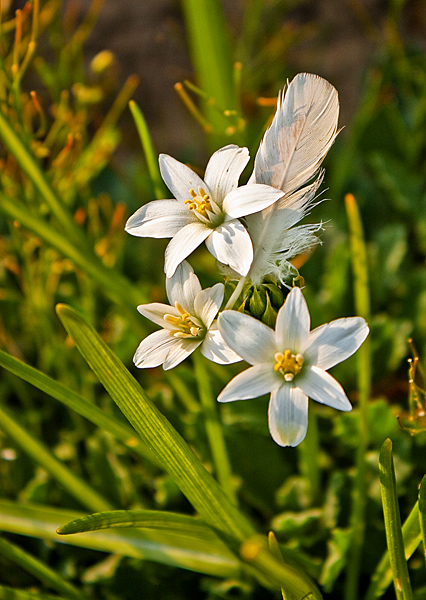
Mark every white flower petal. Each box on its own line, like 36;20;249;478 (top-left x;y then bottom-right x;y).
166;261;202;313
194;283;224;328
268;385;308;447
159;154;207;203
298;365;352;411
133;330;178;368
304;317;369;370
163;338;201;370
218;310;276;365
205;220;253;276
201;325;242;364
204;145;249;204
125;200;192;238
222;184;283;219
217;363;281;402
275;287;310;352
137;302;179;330
164;223;211;278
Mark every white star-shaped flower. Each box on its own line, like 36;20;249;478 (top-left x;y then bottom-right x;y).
133;261;241;370
217;287;369;446
125;145;283;278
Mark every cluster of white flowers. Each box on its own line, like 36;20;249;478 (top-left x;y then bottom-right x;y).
125;73;369;447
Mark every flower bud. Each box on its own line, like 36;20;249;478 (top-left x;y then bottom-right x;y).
249;286;267;319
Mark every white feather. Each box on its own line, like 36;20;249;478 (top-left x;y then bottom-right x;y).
246;73;339;285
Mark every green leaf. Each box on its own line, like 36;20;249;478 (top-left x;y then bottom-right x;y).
0;103;81;246
57;509;214;539
0;404;112;513
0;349;159;467
379;438;413;600
0;586;64;600
55;304;321;599
0;500;240;579
128;100;167;200
365;499;421;600
319;528;352;592
180;0;239;148
0;536;85;600
419;474;426;565
55;302;254;542
0;192;143;315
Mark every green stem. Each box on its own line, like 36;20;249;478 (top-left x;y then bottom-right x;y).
129;100;167;200
344;194;372;600
365;500;421;600
297;404;321;505
0;103;84;247
194;353;237;504
379;439;413;600
224;276;247;310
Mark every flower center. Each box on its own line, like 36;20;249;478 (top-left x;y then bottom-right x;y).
185;187;212;218
163;301;202;338
274;350;304;382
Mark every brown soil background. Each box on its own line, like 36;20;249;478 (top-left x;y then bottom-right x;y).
75;1;426;156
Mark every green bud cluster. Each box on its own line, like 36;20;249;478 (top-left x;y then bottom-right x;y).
241;280;286;328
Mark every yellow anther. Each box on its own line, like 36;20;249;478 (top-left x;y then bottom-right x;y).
185;187;212;217
163;303;201;338
274;350;304;380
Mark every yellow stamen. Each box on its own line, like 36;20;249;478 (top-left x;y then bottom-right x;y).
163;302;201;338
274;350;304;381
184;186;212;217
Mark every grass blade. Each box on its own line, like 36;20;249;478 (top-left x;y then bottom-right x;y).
344;193;372;600
128;100;167;200
180;0;238;147
56;509;212;537
0;404;112;513
0;104;82;246
379;438;413;600
55;303;320;599
0;500;240;578
0;349;159;466
0;192;144;315
56;302;254;542
0;536;85;600
419;474;426;566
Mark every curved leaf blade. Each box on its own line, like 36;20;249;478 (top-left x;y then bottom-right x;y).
0;500;240;578
55;303;255;543
57;509;213;539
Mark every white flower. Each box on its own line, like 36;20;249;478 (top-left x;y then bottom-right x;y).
133;261;241;370
217;287;369;447
125;145;283;278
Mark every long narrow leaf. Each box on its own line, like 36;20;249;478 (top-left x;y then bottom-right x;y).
0;104;81;245
128;100;167;200
55;304;320;599
0;405;112;513
365;501;421;600
57;509;213;538
0;500;240;578
0;586;63;600
0;192;144;315
55;303;254;543
0;349;159;466
0;536;85;600
379;439;413;600
419;474;426;564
